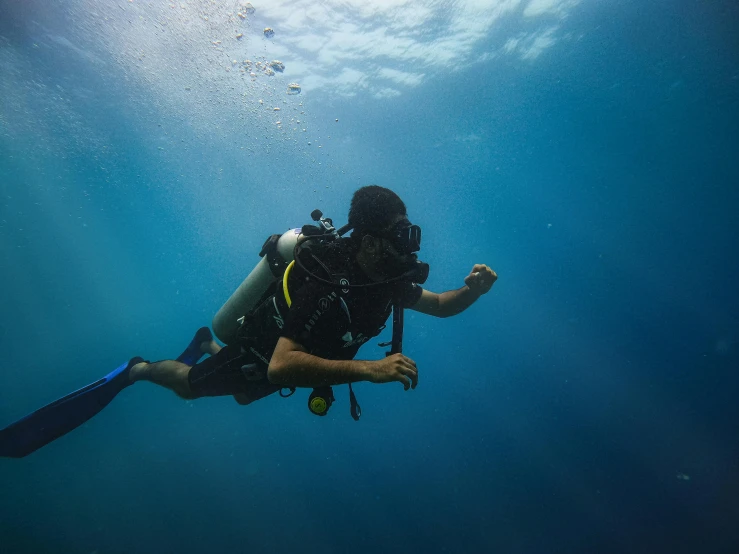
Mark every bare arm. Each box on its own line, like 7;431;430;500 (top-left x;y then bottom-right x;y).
268;336;419;390
409;264;497;318
409;287;480;318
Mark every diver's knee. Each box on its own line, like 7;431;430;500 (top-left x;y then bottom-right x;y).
176;388;198;400
233;393;252;405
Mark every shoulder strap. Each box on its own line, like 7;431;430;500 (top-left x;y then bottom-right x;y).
259;234;290;278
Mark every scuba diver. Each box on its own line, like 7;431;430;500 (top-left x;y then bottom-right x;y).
0;186;497;458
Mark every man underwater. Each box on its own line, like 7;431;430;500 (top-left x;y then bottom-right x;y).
0;186;496;457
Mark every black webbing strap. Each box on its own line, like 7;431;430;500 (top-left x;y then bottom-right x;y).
259;234;290;278
390;299;404;355
349;383;362;421
380;299;405;355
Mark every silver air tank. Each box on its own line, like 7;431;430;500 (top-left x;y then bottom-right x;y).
212;228;302;345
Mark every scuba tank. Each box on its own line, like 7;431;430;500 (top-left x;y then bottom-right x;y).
212;209;349;345
212;227;303;345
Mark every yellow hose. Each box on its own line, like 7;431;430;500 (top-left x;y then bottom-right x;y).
283;260;295;307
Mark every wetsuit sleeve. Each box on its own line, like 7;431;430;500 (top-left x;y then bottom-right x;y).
400;282;424;308
279;281;347;349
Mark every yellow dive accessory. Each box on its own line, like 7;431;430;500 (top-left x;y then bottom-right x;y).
309;396;328;415
283;260;295;308
308;387;334;416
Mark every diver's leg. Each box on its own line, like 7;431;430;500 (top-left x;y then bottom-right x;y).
129;361;194;399
130;344;264;401
234;393;251;405
130;333;223;399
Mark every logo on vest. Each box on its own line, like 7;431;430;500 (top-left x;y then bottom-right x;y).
248;347;270;367
305;291;338;332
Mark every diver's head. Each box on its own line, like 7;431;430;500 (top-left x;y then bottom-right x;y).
348;185;408;234
349;186;423;282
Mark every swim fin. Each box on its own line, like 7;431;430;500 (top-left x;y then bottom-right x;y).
176;326;213;366
0;327;215;459
0;357;143;458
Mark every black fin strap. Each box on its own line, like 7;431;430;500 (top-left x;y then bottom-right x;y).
349;383;361;421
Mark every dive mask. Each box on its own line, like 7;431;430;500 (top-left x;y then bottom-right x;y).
377;219;428;284
381;219;422;255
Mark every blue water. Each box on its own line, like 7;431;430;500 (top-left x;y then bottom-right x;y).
1;0;738;552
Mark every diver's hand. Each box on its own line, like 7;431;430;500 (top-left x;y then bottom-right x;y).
368;354;418;390
464;264;497;296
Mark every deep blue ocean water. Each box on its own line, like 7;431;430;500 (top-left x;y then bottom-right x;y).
1;1;738;552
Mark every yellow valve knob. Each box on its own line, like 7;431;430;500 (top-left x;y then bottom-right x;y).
309;396;328;414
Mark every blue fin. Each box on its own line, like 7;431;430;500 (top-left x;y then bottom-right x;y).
176;326;213;366
0;357;144;458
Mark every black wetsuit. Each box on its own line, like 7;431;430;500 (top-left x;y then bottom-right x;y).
188;238;423;401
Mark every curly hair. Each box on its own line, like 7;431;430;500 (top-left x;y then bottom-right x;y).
348;185;407;240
